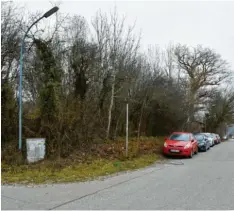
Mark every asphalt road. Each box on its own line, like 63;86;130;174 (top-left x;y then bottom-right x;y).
2;139;234;210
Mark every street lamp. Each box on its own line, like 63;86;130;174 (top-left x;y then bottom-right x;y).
18;6;59;151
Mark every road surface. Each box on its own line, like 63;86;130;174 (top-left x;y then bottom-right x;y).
2;139;234;210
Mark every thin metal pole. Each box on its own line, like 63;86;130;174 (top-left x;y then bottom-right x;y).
19;40;24;151
126;102;129;157
17;14;55;151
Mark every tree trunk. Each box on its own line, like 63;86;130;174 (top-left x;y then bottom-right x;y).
113;109;123;140
126;102;129;156
106;75;115;139
137;101;145;139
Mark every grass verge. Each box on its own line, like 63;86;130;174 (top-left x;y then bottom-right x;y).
2;154;160;185
2;136;165;185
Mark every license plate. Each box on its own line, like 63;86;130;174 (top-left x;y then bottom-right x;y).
170;149;180;153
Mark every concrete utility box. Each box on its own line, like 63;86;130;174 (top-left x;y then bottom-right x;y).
26;138;46;163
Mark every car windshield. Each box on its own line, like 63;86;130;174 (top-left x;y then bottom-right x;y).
169;133;190;141
194;134;204;142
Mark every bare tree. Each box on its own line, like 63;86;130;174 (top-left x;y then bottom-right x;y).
1;1;24;83
92;8;140;139
1;1;24;144
206;87;234;132
162;42;175;80
174;44;230;128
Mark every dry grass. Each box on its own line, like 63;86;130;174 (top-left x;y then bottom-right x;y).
1;136;165;184
2;154;160;184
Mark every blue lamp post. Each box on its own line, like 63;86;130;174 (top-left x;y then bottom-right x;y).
18;6;59;151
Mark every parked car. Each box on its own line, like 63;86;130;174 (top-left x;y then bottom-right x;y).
201;133;215;147
163;132;198;158
210;133;221;145
210;133;219;145
193;133;210;152
214;134;221;144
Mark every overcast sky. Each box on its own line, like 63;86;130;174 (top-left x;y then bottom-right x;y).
20;0;234;72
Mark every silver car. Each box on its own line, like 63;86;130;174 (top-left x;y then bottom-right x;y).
200;133;215;147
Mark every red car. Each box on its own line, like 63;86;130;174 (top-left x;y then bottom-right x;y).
163;132;199;158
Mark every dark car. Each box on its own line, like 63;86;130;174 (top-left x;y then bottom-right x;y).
194;133;210;152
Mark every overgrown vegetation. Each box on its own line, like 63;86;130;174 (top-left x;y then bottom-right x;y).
1;1;234;177
2;154;160;184
2;137;164;184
